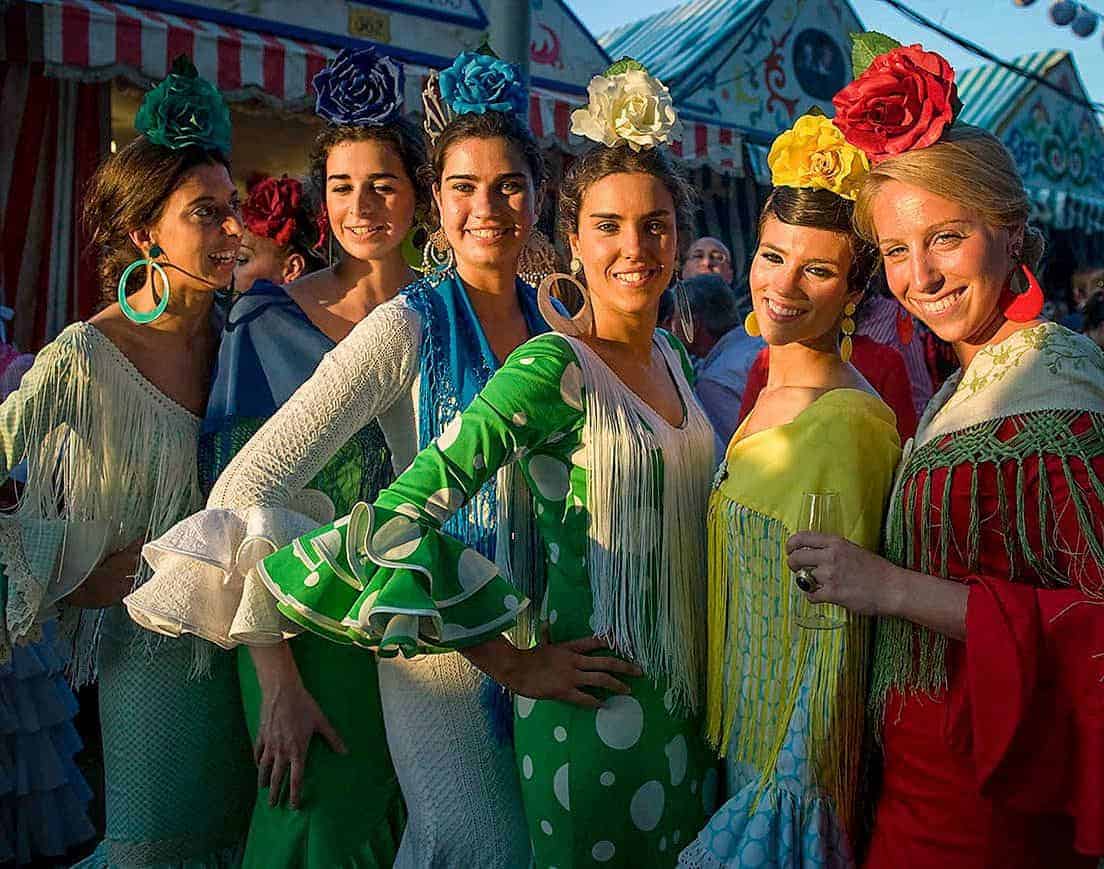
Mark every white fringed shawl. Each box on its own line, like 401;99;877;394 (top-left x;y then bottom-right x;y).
560;333;714;715
0;322;203;683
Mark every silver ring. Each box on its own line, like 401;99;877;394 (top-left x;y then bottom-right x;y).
794;567;819;593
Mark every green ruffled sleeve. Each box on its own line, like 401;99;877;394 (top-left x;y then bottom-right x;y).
255;334;585;656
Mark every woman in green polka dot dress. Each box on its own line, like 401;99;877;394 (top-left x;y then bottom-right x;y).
254;61;720;868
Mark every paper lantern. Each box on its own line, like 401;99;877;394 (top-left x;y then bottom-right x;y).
1049;0;1079;25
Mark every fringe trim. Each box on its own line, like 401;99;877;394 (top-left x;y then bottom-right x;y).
872;409;1104;725
705;498;869;837
495;460;545;649
564;334;713;715
407;283;500;563
1;325;207;685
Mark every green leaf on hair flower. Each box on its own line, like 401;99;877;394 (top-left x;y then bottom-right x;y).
605;57;647;76
169;54;198;78
475;35;499;58
850;32;902;78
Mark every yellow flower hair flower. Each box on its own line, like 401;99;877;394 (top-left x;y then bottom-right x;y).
767;113;870;200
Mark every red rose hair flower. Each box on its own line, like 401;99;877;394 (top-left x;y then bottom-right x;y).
241;175;303;248
832;44;958;163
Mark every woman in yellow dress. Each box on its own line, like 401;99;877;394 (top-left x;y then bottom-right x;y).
680;114;901;868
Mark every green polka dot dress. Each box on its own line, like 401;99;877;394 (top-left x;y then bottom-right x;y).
256;331;720;867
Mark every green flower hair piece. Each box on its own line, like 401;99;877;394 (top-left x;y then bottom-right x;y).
135;56;232;153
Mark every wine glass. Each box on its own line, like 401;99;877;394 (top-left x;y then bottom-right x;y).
792;491;847;630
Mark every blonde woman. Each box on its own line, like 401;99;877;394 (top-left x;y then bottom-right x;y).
787;37;1104;868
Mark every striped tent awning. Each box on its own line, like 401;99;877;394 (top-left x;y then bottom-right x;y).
3;0;334;105
956;50;1068;132
3;0;745;172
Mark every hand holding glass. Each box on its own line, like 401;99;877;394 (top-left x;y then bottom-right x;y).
792;491;847;630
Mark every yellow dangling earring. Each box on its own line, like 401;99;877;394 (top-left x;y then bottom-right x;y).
839;301;856;363
744;310;760;337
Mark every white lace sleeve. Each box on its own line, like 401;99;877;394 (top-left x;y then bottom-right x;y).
126;299;424;647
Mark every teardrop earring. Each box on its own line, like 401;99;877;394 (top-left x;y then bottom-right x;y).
839;301;856;363
744;310;760;337
1000;264;1045;322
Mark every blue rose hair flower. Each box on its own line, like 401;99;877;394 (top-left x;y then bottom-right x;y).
438;51;527;117
313;46;404;126
134;56;232;153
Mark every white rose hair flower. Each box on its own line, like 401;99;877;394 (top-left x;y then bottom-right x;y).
570;58;681;152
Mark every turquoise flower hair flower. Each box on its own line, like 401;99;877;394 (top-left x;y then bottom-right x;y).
438;51;527;117
135;56;232;153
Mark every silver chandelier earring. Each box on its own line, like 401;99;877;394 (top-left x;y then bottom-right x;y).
422;227;455;286
538;257;594;337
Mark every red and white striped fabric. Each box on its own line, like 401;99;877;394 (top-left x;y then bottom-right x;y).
8;0;745;171
9;0;335;104
0;61;107;349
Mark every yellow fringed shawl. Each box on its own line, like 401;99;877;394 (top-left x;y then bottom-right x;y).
705;388;900;832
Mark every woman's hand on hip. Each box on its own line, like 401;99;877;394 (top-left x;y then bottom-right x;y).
462;630;643;709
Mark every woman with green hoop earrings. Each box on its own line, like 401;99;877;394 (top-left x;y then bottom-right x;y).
0;59;255;867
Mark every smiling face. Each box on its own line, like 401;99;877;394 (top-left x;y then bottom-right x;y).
748;214;857;350
140;162;242;292
570;171;677;325
870;179;1020;346
325;138;417;263
434;135;537;276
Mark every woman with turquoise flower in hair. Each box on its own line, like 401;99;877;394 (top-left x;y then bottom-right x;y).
0;58;255;866
129;46;566;868
127;46;420;869
250;58;720;868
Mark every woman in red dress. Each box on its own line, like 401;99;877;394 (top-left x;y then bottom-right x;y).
785;38;1104;868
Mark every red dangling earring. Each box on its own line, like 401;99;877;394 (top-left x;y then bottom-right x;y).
999;264;1045;322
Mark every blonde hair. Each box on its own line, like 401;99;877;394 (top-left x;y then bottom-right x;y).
853;124;1045;270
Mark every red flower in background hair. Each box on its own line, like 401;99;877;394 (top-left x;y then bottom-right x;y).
832;45;958;163
313;208;330;253
241;175;302;247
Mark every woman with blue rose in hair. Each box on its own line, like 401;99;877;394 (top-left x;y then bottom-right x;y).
0;59;255;866
130;47;566;868
125;47;419;868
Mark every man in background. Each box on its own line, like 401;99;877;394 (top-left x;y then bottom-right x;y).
679;273;765;460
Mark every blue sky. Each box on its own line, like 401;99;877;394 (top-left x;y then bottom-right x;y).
569;0;1104;108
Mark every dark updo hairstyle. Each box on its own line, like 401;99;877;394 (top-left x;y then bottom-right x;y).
556;144;697;259
421;111;548;211
309;118;431;223
83;137;229;301
757;186;878;297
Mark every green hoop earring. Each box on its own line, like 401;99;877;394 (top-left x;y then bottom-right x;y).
118;244;170;324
